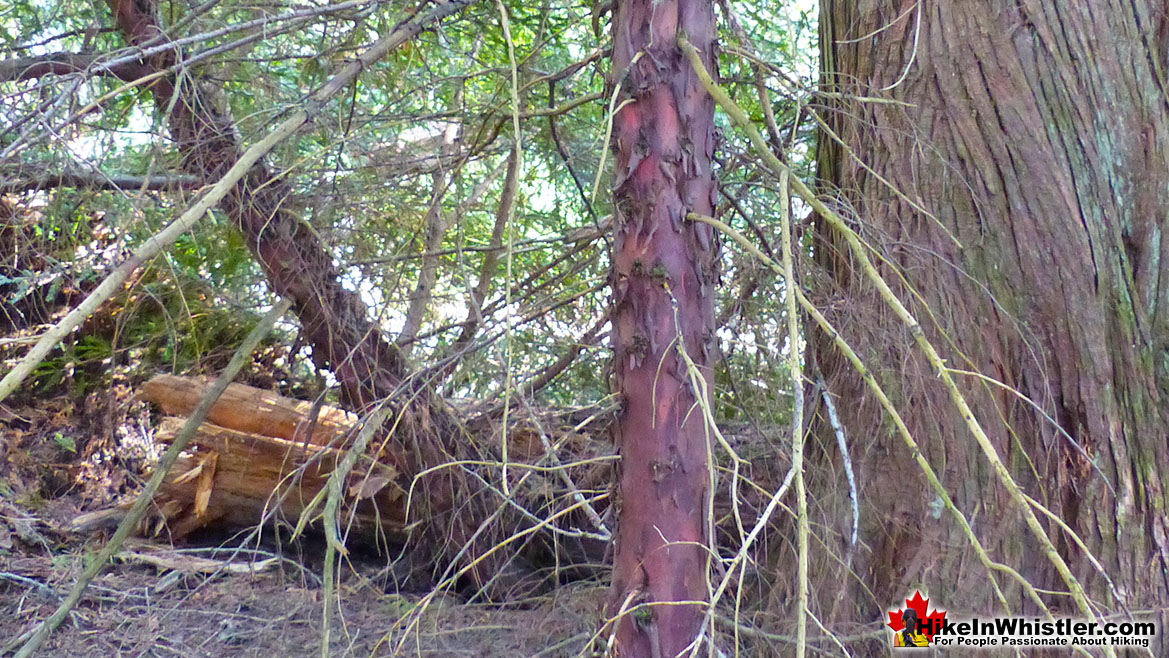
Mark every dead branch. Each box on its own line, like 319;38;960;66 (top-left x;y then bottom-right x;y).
0;170;200;193
0;53;148;82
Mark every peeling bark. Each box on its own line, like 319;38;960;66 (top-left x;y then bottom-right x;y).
606;0;720;653
811;0;1169;649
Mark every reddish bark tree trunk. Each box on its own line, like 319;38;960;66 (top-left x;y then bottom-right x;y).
809;0;1169;651
606;0;720;654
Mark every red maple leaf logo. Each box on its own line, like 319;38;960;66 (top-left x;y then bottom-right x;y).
887;590;947;641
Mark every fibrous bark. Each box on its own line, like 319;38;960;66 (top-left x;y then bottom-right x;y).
606;0;720;653
810;0;1169;650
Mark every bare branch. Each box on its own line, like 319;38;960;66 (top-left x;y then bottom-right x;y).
0;53;148;82
449;147;520;352
0;169;200;193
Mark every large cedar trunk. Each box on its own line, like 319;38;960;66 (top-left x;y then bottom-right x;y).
810;0;1169;651
606;0;720;654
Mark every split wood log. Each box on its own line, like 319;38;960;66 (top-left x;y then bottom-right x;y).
133;374;410;539
141;374;356;447
133;375;614;544
78;374;784;574
148;416;406;540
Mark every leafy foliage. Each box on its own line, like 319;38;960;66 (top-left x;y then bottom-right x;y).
0;0;816;416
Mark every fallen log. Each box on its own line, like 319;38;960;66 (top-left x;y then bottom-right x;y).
148;416;406;540
84;375;780;566
141;374;356;447
128;375;616;545
131;375;407;540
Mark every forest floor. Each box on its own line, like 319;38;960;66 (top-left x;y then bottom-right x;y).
0;379;606;657
0;547;604;657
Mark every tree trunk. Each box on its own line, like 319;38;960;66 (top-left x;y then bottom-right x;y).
606;0;720;653
811;0;1169;650
102;0;518;592
103;0;413;413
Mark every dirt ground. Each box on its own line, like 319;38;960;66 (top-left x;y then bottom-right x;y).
0;546;607;657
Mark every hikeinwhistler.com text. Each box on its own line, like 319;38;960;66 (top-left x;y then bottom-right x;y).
924;617;1157;649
